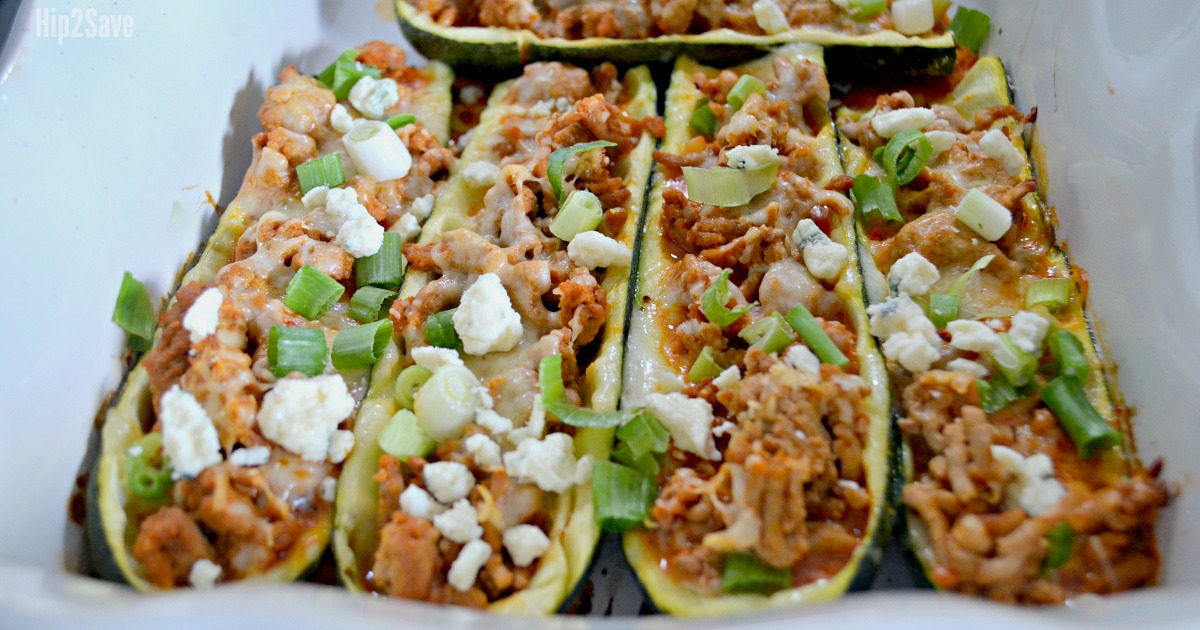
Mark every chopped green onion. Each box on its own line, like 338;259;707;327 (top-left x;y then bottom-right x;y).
989;332;1038;388
1048;330;1090;382
547;140;616;202
927;292;959;329
700;270;754;327
349;286;397;324
414;364;479;441
613;441;661;476
386;114;416;130
1026;278;1072;311
738;312;796;355
955;188;1012;241
355;231;404;291
549;190;604;241
947;254;995;298
877;130;933;186
539;354;635;428
1042;521;1074;572
977;377;1020;413
785;305;849;368
949;6;991;54
112;272;156;352
296;153;345;195
378;409;437;460
592;461;657;532
726;75;765;111
126;433;172;502
846;0;887;21
425;308;461;350
615;411;671;457
850;174;902;223
682;161;778;208
721;552;792;595
690;98;718;137
316;49;381;99
688;346;725;382
394;364;433;410
268;326;328;377
331;319;393;370
284;265;345;321
1042;375;1122;459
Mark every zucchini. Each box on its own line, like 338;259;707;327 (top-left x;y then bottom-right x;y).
332;62;659;612
90;51;453;590
837;57;1166;602
620;45;893;616
396;0;955;79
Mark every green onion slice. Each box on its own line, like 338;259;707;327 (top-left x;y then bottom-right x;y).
549;190;604;242
613;441;661;477
949;6;992;54
615;411;671;458
331;319;393;370
847;0;887;21
850;174;902;223
126;433;172;502
878;130;933;186
738;312;796;355
539;354;635;428
1048;329;1090;382
976;377;1020;413
1042;521;1074;572
927;292;959;329
1042;375;1122;459
296;153;346;196
425;308;461;350
547;140;616;202
316;49;382;99
386;114;416;130
785;305;850;368
690;98;718;137
688;346;725;383
349;286;397;324
592;461;657;532
682;161;778;208
355;231;403;290
394;364;433;411
947;254;995;298
378;408;437;460
989;332;1038;388
284;265;345;321
726;75;765;112
721;552;792;595
700;270;754;327
1025;277;1072;310
268;326;328;377
112;272;156;352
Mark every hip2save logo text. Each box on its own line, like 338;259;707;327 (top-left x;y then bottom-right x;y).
35;7;135;44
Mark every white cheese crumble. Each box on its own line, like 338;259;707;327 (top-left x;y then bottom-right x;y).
1009;311;1050;354
327;429;355;464
644;392;719;460
410;193;435;221
507;396;547;445
567;231;632;269
712;365;741;389
461;161;500;189
503;524;551;567
990;445;1067;517
423;461;476;504
447;539;491;592
888;252;940;297
925;130;957;155
792;219;848;282
947;319;1001;353
183;288;223;344
713;421;736;438
867;294;940;373
321;476;338;502
783;344;820;375
725;144;780;169
411;346;464;371
475;408;515;436
433;499;483;544
399;484;446;521
978;129;1025;176
459;85;483;106
160;385;223;480
452;273;523;356
321;186;384;258
870;107;937;138
257;375;356;462
946;357;990;378
228;446;270;468
503;432;579;493
394;213;421;244
348;75;400;120
329;103;359;134
188;559;221;590
751;0;790;35
463;433;502;468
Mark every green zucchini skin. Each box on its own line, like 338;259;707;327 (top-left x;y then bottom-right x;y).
396;2;526;76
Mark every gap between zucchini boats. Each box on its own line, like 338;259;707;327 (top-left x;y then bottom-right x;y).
396;0;956;79
836;56;1168;603
332;61;662;611
89;43;453;590
617;45;891;616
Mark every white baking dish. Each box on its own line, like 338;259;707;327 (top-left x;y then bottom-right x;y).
1;0;1196;627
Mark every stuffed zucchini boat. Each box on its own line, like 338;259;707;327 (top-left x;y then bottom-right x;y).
396;0;957;79
91;43;454;590
332;61;662;611
836;56;1168;603
616;45;891;616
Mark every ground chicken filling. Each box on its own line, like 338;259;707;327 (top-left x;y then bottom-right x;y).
411;0;944;40
838;79;1168;602
641;55;874;595
372;62;662;606
130;42;453;588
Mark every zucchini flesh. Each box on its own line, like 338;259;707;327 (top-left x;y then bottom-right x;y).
620;45;892;617
837;57;1166;603
332;62;659;612
396;0;955;79
90;49;454;591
